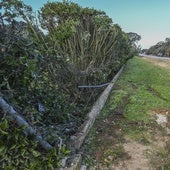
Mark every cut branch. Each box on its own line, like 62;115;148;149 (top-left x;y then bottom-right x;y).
0;96;53;151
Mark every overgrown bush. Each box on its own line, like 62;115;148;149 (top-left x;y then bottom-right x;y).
0;117;70;169
0;0;140;168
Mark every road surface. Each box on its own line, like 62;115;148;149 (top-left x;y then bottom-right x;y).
139;54;170;60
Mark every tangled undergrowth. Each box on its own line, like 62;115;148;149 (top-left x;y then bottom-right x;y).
0;0;140;168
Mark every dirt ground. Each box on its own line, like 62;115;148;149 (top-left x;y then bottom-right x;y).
110;109;170;170
82;110;169;170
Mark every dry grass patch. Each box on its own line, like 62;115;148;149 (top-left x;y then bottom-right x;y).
143;57;170;70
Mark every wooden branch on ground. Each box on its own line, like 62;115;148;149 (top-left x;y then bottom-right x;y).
0;96;53;151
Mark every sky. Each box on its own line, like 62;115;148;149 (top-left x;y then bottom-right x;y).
22;0;170;49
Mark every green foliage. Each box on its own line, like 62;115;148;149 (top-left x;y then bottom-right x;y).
0;0;38;92
146;38;170;57
53;19;77;44
127;32;141;56
0;0;140;168
0;0;33;21
0;118;70;169
39;1;134;105
40;87;75;123
0;0;75;124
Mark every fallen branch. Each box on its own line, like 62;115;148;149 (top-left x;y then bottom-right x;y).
0;96;53;151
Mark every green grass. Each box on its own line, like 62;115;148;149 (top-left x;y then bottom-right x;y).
103;57;170;122
82;57;170;168
101;56;170;144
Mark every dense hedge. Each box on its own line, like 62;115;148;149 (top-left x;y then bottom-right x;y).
0;0;140;168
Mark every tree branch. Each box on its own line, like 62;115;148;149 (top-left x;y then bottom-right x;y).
0;96;53;151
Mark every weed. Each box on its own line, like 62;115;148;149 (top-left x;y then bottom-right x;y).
102;144;126;164
148;141;170;170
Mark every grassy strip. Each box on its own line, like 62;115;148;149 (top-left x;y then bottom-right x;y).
103;57;170;120
81;57;170;168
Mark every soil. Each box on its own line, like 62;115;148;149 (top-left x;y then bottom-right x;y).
111;137;151;170
111;110;170;170
81;109;170;170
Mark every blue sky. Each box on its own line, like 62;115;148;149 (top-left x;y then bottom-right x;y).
22;0;170;49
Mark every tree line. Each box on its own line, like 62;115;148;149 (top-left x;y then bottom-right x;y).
143;38;170;57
